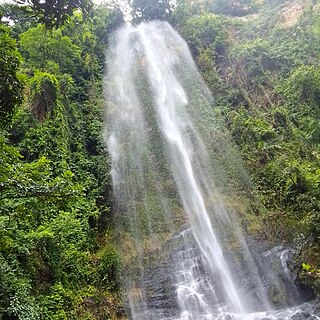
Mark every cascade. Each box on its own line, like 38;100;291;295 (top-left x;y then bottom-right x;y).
104;21;318;320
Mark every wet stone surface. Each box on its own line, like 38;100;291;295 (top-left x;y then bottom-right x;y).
129;229;320;320
290;311;318;320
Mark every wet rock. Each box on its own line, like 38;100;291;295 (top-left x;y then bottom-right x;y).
290;311;317;320
127;228;318;318
313;297;320;316
115;307;126;317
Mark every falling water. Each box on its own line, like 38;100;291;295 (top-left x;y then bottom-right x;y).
104;21;318;320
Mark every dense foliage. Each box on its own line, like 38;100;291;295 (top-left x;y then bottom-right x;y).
0;26;24;128
131;0;172;22
0;4;124;320
171;0;320;290
1;0;320;318
7;0;93;28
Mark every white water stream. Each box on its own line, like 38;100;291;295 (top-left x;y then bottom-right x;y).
104;21;319;320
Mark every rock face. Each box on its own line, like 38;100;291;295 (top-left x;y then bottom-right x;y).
244;242;314;307
290;311;318;320
144;261;178;317
126;227;318;319
314;298;320;316
281;1;304;28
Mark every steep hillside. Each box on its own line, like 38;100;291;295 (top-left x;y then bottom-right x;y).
0;4;126;319
173;0;320;292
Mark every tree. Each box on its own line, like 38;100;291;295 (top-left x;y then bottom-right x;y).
13;0;93;28
131;0;172;22
19;24;81;74
0;27;24;128
1;3;35;34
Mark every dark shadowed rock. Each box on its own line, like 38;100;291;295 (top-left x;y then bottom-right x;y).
313;298;320;316
290;311;317;320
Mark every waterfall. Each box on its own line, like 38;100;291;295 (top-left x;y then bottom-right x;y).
104;21;318;320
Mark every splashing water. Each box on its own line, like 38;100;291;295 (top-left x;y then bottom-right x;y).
104;21;318;320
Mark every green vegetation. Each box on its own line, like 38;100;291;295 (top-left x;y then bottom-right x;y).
0;3;124;319
0;26;24;128
1;0;320;318
4;0;93;29
171;0;320;290
131;0;172;22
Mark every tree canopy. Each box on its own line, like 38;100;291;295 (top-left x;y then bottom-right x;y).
14;0;93;28
131;0;172;22
0;26;24;128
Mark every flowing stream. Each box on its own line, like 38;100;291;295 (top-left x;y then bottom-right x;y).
104;21;319;320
